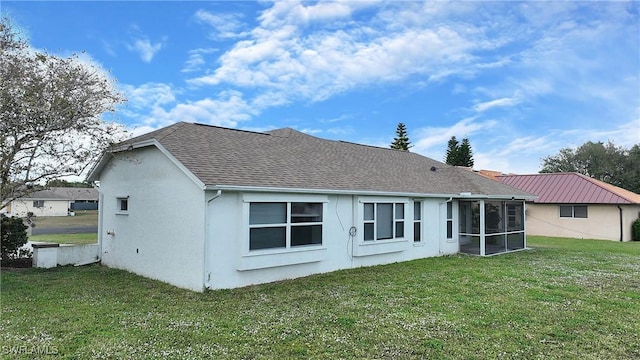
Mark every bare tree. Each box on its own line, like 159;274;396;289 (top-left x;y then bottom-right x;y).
0;17;127;209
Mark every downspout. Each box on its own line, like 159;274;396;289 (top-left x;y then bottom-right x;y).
204;190;223;290
618;205;623;242
208;190;223;204
95;182;104;263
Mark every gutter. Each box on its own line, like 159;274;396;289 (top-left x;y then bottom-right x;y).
204;185;536;201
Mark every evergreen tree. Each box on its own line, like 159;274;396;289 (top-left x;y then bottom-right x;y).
458;138;474;167
445;136;460;165
390;123;412;151
445;136;475;167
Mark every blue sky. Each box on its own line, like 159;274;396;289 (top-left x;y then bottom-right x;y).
4;1;639;174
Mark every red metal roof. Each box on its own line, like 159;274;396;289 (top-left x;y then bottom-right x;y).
497;173;640;204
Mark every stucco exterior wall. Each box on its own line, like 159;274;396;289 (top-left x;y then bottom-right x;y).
97;147;206;291
9;199;69;217
204;192;458;290
526;203;640;241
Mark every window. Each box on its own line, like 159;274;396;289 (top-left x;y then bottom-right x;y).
559;205;587;218
117;197;129;214
33;200;44;208
446;201;453;239
249;202;323;250
363;203;405;241
413;201;421;242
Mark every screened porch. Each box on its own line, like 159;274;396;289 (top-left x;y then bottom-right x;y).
458;200;526;256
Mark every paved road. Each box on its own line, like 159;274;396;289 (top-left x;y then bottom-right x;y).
31;226;98;235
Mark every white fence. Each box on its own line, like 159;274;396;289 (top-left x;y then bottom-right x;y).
32;243;100;268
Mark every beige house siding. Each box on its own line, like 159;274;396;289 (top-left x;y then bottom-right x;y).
9;199;69;217
526;203;640;241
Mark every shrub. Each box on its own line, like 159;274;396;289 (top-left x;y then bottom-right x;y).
1;214;29;260
633;218;640;241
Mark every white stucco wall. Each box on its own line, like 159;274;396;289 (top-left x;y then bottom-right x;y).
9;199;69;217
526;203;640;241
204;192;458;290
97;147;206;291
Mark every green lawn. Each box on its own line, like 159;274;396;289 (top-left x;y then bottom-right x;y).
1;236;639;359
26;211;98;245
28;210;98;229
28;233;97;245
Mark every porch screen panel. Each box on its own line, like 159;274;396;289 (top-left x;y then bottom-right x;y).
485;201;504;234
507;232;525;250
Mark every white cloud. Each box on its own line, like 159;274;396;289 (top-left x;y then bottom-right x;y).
188;12;481;104
127;37;165;62
142;90;255;129
473;91;522;113
412;117;498;155
257;0;360;28
121;83;176;110
182;48;218;73
194;9;248;39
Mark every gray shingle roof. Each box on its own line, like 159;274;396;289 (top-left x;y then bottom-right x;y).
107;122;532;198
18;187;98;201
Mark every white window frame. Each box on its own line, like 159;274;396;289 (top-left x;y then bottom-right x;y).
559;205;588;219
446;201;453;239
362;202;405;242
116;196;129;215
248;202;324;251
32;200;44;208
242;194;328;255
413;200;422;243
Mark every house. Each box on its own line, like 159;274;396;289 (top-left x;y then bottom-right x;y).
3;187;99;217
88;122;534;291
498;173;640;242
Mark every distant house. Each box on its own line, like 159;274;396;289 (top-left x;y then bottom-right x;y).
498;173;640;242
3;187;98;217
88;122;534;291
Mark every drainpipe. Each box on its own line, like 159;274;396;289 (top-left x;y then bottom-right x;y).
207;190;222;204
204;190;223;290
618;205;623;242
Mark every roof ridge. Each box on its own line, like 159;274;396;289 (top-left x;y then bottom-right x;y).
193;122;272;136
337;140;410;152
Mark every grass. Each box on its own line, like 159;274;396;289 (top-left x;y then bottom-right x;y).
29;210;98;229
26;211;98;245
28;233;97;245
1;236;639;359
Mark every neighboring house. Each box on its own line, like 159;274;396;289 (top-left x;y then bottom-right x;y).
4;187;99;217
88;122;534;291
498;173;640;242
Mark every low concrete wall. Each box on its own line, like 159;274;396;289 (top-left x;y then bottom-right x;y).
32;244;100;268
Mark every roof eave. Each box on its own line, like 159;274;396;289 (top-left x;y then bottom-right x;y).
205;185;536;200
87;139;206;191
87;139;158;182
